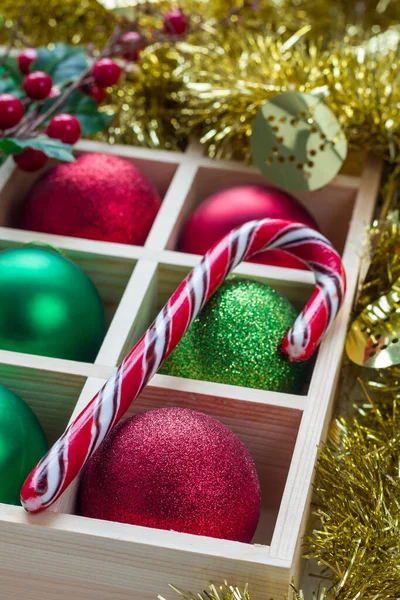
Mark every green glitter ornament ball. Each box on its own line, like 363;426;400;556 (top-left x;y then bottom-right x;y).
0;385;47;505
0;247;105;362
161;278;308;393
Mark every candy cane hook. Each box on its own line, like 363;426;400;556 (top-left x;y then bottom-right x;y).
21;219;346;513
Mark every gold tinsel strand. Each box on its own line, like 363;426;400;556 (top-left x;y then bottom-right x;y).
3;0;400;153
308;402;400;599
98;25;400;155
159;582;252;600
168;27;400;163
0;0;116;46
98;43;187;150
99;0;400;39
91;1;400;151
352;217;400;404
160;581;330;600
307;217;400;598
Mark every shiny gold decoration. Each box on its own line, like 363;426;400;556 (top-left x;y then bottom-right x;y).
356;219;400;312
349;217;400;401
159;581;329;600
308;395;400;600
251;92;347;192
97;42;186;150
158;582;252;600
171;27;400;163
3;0;400;156
0;0;115;46
346;277;400;368
99;0;400;39
307;213;400;598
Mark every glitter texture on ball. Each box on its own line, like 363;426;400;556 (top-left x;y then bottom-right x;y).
79;407;261;543
161;278;309;393
20;153;162;245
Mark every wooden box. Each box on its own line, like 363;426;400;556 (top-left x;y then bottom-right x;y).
0;140;382;599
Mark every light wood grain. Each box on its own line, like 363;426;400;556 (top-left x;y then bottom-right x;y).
0;504;292;600
0;140;381;599
269;155;381;578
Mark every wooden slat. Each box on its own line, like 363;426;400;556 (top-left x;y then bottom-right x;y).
269;155;382;569
0;505;291;600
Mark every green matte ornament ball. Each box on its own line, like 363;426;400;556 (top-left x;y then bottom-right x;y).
161;278;308;393
0;247;105;362
0;385;47;505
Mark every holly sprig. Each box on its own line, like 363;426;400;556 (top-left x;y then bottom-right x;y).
0;6;190;171
0;37;120;169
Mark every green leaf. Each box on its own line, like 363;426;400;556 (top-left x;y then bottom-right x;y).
0;56;24;97
0;137;75;162
42;89;115;135
0;56;23;82
34;42;88;85
0;76;24;97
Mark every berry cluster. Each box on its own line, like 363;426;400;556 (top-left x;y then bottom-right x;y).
2;50;123;171
1;8;188;172
119;9;188;63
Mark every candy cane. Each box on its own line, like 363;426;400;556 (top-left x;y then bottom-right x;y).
21;219;346;513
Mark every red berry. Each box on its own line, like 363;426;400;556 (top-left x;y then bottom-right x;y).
46;113;81;145
92;59;121;87
18;48;38;75
13;148;47;172
24;71;52;100
88;85;107;105
0;93;24;129
121;31;145;62
163;9;187;35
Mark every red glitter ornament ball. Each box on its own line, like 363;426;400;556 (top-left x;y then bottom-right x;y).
79;408;261;543
179;185;319;270
20;153;161;245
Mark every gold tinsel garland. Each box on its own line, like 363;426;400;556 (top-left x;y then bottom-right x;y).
0;0;116;46
99;0;400;39
307;406;400;598
168;27;400;163
98;43;187;150
355;219;400;403
304;218;400;599
96;24;400;160
3;0;400;158
163;581;329;599
356;220;400;311
92;0;400;155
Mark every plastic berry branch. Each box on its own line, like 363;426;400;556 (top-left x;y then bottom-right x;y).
0;2;252;171
0;2;195;171
0;23;129;170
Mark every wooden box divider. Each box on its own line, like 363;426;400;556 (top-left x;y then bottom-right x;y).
0;138;382;599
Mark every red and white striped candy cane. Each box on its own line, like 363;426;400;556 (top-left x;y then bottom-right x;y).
21;219;346;513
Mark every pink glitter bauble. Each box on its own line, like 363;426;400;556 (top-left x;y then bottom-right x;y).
20;153;161;245
79;408;261;543
179;185;319;270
